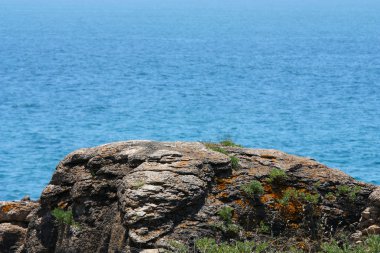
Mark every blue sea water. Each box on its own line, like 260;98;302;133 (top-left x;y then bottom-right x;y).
0;0;379;200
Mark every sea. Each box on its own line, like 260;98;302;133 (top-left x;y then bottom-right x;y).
0;0;379;200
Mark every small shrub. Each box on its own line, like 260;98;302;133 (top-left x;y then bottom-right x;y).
195;238;216;253
219;139;243;147
313;181;322;189
51;208;79;227
277;188;319;206
337;185;362;202
167;240;189;253
217;206;234;224
235;241;257;252
230;156;240;170
241;180;264;196
300;192;320;205
336;185;350;195
278;188;298;206
211;222;241;236
258;221;270;234
195;238;268;253
267;168;288;185
325;192;336;201
319;235;380;253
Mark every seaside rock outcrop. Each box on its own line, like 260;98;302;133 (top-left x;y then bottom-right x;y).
0;201;39;253
355;187;380;241
2;141;379;252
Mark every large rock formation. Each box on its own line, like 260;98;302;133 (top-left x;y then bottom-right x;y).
1;141;379;252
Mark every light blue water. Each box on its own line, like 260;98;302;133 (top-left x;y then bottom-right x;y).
0;0;379;200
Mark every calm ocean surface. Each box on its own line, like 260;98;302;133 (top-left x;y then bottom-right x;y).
0;0;379;200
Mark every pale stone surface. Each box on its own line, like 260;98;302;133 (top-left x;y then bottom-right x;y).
369;187;380;207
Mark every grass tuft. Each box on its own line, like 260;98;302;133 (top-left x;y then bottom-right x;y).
230;156;240;170
51;208;80;228
267;168;288;185
337;185;362;202
241;180;264;196
219;139;243;147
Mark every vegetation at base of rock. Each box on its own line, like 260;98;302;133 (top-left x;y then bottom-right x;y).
51;208;79;227
337;185;362;202
213;206;242;235
219;139;243;148
165;240;189;253
241;180;264;196
195;238;268;253
230;156;240;170
320;235;380;253
267;168;288;185
192;235;380;253
211;222;241;235
325;192;336;201
258;221;270;234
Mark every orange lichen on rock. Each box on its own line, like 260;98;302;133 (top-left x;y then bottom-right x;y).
260;193;278;204
1;203;17;213
215;176;238;191
234;199;249;208
289;223;300;229
216;192;229;199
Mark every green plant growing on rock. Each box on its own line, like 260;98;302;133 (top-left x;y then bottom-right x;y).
300;192;320;205
313;181;322;189
217;206;234;223
278;188;298;206
319;235;380;253
213;206;242;236
195;238;216;253
325;192;336;201
337;185;362;202
204;143;228;154
195;238;267;253
219;139;243;147
166;240;189;253
241;180;264;197
51;208;79;228
212;222;241;235
267;168;288;185
230;156;240;170
277;188;320;206
336;185;350;195
204;142;240;170
258;221;270;234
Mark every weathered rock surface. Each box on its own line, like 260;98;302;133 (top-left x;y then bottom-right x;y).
0;201;38;253
1;141;379;252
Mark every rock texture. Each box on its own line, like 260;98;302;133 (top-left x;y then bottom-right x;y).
0;201;38;253
1;141;379;252
355;188;380;241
